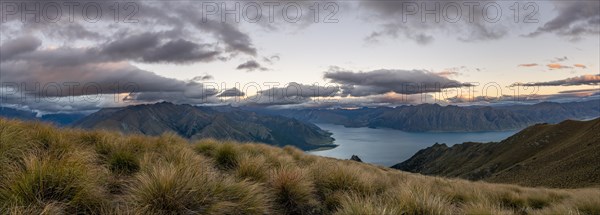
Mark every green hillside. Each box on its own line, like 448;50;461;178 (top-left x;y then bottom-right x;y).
393;118;600;188
1;118;599;214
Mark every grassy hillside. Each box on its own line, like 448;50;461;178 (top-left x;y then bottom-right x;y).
1;118;599;214
393;118;600;189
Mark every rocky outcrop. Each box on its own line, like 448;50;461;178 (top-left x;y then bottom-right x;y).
350;155;363;162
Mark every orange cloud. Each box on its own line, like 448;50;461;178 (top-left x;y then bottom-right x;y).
437;71;460;77
547;63;571;69
574;64;587;69
518;63;538;67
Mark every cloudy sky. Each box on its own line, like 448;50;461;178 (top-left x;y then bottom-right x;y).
0;0;599;113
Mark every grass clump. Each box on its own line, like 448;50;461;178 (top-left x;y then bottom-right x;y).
127;163;215;213
269;167;320;214
235;154;268;182
0;154;106;213
108;150;140;175
213;143;241;170
333;194;398;215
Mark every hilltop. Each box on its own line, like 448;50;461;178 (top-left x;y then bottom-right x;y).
72;102;335;150
393;118;600;188
1;118;599;214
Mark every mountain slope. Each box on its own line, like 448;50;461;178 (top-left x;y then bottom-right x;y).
2;118;600;214
72;102;334;150
258;100;600;132
392;118;600;188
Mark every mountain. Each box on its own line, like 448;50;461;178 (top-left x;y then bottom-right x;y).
392;118;600;188
255;100;600;132
0;107;85;126
72;102;335;150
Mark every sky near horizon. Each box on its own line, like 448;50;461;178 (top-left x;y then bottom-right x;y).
0;0;599;113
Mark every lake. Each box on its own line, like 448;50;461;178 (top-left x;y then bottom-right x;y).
308;124;519;167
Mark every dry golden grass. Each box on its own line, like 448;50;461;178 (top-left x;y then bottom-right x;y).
1;118;599;214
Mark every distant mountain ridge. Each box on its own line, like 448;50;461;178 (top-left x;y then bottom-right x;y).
72;102;335;150
255;100;600;132
0;107;85;126
392;118;600;188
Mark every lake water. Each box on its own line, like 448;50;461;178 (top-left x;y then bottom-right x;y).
308;124;519;167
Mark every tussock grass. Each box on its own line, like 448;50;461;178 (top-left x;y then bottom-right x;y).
1;118;599;214
213;142;241;170
236;154;269;182
269;166;319;214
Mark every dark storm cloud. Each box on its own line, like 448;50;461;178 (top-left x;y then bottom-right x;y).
0;36;42;61
362;1;598;44
14;32;222;64
528;1;600;39
137;39;220;64
99;33;162;59
201;21;257;56
46;23;104;41
96;30;220;64
360;0;512;44
1;0;257;63
512;74;600;87
236;60;267;71
324;69;471;96
0;56;219;99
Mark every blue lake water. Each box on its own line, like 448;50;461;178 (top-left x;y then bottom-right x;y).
308;124;519;167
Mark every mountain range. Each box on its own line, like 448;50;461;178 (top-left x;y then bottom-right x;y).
392;118;600;188
0;107;85;126
71;102;335;150
255;100;600;132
